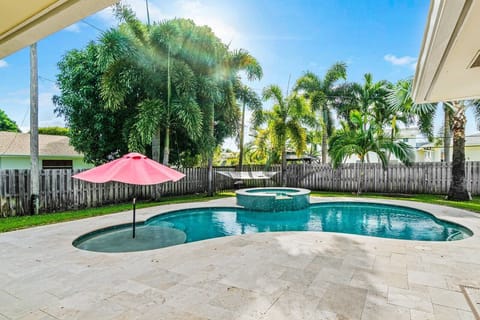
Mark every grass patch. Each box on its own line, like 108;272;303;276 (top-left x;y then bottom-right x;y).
0;192;234;233
310;191;480;213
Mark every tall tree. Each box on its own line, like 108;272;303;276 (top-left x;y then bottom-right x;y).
447;101;470;200
54;43;132;164
99;9;203;165
329;110;413;194
262;85;314;186
200;47;263;195
236;84;262;169
0;109;20;132
294;62;347;163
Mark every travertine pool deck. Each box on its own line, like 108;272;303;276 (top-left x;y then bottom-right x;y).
1;197;480;320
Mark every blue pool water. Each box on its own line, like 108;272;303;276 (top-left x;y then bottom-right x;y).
74;202;473;252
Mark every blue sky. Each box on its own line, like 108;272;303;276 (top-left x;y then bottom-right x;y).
0;0;477;145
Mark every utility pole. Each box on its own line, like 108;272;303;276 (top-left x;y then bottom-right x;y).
30;43;40;214
145;0;151;26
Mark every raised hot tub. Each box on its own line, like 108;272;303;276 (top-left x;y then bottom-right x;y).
236;187;311;211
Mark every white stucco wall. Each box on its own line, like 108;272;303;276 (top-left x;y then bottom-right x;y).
0;156;93;170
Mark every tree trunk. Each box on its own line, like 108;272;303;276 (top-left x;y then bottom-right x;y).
30;43;40;215
447;101;470;201
162;125;170;165
281;144;287;186
152;127;161;162
207;102;215;196
207;157;213;196
443;107;451;162
358;157;365;195
321;127;328;164
238;102;246;170
163;45;171;166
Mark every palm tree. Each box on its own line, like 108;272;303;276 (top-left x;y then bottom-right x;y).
329;110;413;194
244;129;277;165
446;99;480;200
236;84;262;169
204;48;263;195
348;74;390;127
262;85;315;186
387;79;437;141
446;100;471;200
388;78;480;201
98;10;203;165
294;62;347;163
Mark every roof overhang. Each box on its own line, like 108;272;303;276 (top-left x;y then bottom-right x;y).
412;0;480;103
0;0;118;59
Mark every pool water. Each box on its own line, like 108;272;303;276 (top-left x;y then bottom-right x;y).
73;202;473;252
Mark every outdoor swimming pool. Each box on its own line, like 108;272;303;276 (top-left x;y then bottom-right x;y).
73;202;473;252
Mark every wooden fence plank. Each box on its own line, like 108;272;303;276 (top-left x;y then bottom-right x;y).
2;163;480;217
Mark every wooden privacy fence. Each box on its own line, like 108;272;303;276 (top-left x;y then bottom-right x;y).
1;162;480;217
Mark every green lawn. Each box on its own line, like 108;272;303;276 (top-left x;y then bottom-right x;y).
0;193;234;233
1;191;479;233
310;191;480;213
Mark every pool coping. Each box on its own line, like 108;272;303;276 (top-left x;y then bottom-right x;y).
2;196;480;319
72;196;478;253
71;196;480;249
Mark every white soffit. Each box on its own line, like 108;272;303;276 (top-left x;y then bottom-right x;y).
0;0;118;59
413;0;480;103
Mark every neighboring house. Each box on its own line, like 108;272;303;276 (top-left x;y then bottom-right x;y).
342;127;429;164
341;127;480;164
417;133;480;162
0;131;92;170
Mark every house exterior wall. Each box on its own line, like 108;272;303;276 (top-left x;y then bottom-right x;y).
0;156;93;170
416;145;480;162
465;146;480;161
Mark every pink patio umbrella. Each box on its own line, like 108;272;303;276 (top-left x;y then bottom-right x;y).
73;152;185;238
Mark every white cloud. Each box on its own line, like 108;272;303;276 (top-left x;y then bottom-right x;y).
64;23;81;33
384;54;417;69
0;59;8;68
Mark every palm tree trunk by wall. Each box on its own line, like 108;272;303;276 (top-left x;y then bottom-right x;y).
152;128;161;162
207;157;214;196
321;129;328;164
281;145;287;186
30;43;40;215
238;102;246;170
447;101;470;201
443;107;451;162
207;102;215;196
358;158;365;195
163;45;172;165
162;125;170;165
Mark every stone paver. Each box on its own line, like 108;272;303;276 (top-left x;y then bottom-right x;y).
1;197;480;319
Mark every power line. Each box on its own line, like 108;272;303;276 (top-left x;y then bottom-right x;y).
39;75;55;83
81;19;104;33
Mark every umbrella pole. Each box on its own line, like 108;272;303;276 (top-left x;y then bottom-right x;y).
132;197;136;239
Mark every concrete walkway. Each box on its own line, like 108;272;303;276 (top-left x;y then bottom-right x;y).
1;197;480;319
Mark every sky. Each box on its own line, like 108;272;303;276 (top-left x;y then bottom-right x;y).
0;0;478;150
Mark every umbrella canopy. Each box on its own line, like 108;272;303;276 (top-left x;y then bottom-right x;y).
72;152;185;185
72;152;185;239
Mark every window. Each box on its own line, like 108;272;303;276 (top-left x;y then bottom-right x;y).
42;160;73;169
